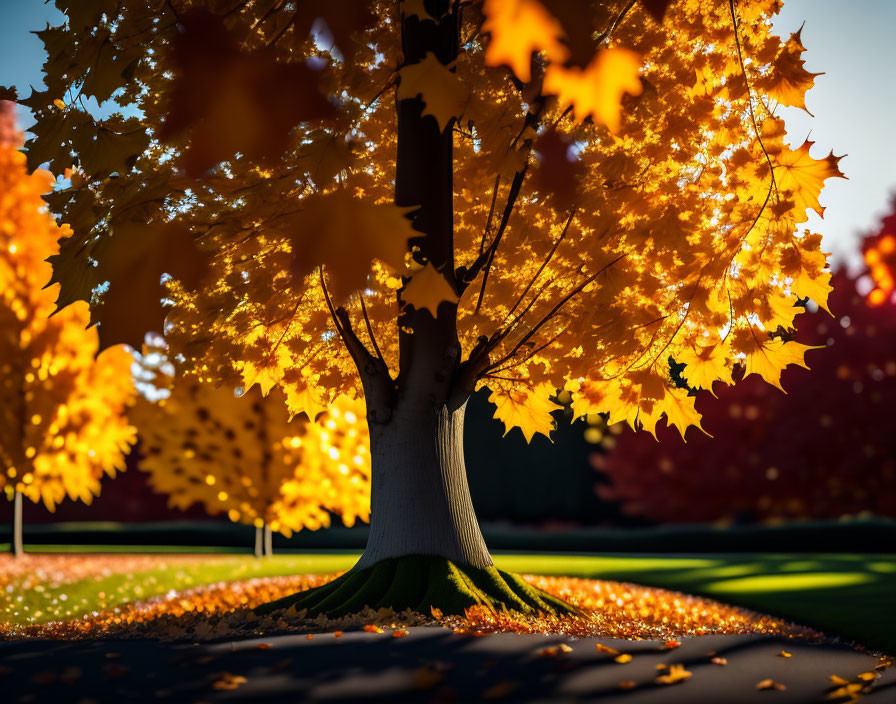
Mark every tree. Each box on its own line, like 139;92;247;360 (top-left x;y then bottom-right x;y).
596;277;896;523
27;0;840;612
0;99;135;557
861;197;896;307
132;344;370;557
596;207;896;524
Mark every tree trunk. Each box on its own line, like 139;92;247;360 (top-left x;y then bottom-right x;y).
355;400;491;570
254;525;263;558
264;524;273;557
12;490;23;557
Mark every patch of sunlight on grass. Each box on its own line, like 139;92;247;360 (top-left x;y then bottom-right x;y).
492;554;719;576
683;563;763;580
868;560;896;573
778;560;823;572
705;572;873;594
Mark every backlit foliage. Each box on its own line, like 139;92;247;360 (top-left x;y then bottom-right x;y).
596;263;896;523
861;201;896;307
0;101;135;510
29;0;841;440
132;349;370;535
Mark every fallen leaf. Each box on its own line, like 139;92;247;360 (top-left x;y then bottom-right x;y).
757;679;786;691
32;671;57;685
393;629;410;638
60;666;83;685
411;666;444;690
482;680;515;699
103;663;130;679
614;654;632;664
212;672;248;691
778;651;792;658
655;664;692;685
711;657;728;666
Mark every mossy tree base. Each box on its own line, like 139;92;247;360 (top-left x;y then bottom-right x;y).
256;555;579;618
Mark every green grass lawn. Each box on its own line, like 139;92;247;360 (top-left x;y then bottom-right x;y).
3;548;893;653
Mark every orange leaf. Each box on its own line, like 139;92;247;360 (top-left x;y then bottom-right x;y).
542;48;642;132
482;0;568;82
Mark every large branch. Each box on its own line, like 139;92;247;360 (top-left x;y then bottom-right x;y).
320;270;393;420
480;253;628;377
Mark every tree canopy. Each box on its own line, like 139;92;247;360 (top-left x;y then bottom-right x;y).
596;259;896;523
133;345;371;535
23;0;841;441
0;100;135;511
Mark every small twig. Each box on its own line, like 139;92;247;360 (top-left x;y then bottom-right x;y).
358;291;388;371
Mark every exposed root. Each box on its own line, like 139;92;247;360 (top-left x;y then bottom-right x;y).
255;555;579;618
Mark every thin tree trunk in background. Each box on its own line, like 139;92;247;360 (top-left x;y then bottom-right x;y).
264;525;273;557
12;490;23;557
254;525;263;558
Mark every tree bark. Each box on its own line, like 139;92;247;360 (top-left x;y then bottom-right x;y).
254;524;263;559
264;524;273;557
12;490;23;557
350;0;492;570
355;399;491;569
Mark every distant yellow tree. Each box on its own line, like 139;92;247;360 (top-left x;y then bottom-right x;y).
0;100;135;557
132;349;370;556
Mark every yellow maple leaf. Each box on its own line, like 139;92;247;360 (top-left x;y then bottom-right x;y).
284;379;327;420
765;288;801;330
482;0;568;83
655;664;692;685
743;337;816;391
658;386;705;441
774;139;845;220
239;343;292;396
542;48;642;132
397;53;469;132
488;382;559;443
678;343;733;393
760;27;821;114
402;263;459;316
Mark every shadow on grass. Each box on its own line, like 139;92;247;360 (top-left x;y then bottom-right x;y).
0;628;889;703
494;554;896;654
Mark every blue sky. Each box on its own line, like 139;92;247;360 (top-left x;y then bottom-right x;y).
1;1;893;267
